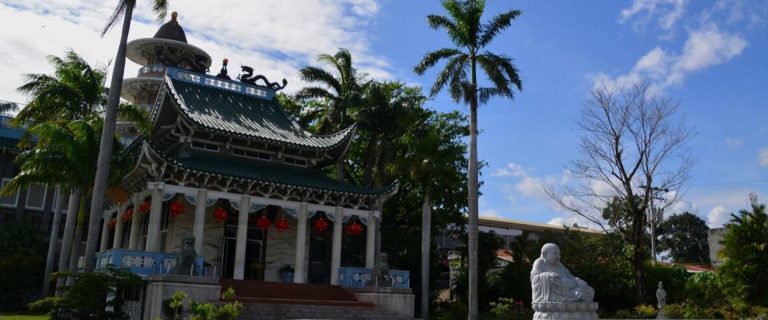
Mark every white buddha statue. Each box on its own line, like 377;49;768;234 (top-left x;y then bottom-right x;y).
530;243;595;303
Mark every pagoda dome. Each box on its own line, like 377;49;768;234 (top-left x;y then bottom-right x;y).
153;12;187;43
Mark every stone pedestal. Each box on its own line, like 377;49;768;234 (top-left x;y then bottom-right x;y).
350;287;414;319
532;302;599;320
143;275;221;320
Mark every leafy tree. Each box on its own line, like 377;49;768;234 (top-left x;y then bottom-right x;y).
547;82;693;302
83;0;170;273
0;221;47;310
719;196;768;307
657;212;710;264
414;1;523;317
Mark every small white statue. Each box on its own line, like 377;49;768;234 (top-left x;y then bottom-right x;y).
530;243;595;303
656;281;667;309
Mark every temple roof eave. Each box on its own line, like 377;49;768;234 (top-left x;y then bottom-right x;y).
119;142;396;210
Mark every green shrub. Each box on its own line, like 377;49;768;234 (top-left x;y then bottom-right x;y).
187;287;241;320
634;304;657;318
662;303;685;319
0;221;47;311
433;301;467;320
644;261;689;304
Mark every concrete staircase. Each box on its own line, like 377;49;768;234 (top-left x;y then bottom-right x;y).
220;280;411;320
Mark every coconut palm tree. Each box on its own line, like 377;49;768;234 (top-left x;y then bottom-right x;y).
83;0;168;272
414;1;522;318
296;48;365;135
2;119;127;290
11;50;150;294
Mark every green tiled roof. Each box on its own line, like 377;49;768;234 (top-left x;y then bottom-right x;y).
156;148;394;196
166;77;355;150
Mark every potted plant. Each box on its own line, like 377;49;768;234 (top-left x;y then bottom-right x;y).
279;265;294;283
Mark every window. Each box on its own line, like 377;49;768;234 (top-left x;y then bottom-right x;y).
26;184;47;210
0;178;19;207
191;141;220;152
283;156;308;167
232;148;271;161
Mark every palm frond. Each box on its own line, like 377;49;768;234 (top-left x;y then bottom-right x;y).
298;66;342;96
102;0;127;36
118;102;152;135
476;55;513;98
152;0;169;21
427;14;462;43
414;48;462;75
479;10;521;47
479;51;522;91
430;54;468;99
295;87;336;102
0;101;18;114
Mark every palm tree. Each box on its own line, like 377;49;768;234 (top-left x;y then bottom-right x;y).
296;48;365;135
83;0;168;272
13;51;108;125
400;111;469;320
11;50;149;294
414;1;522;318
2;119;127;289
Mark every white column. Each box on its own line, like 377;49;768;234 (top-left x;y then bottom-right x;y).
128;194;142;250
233;195;250;280
99;215;110;252
192;189;207;254
145;183;164;252
112;205;125;249
293;202;308;283
330;206;343;285
365;211;377;269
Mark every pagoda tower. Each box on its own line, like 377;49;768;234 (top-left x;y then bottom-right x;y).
117;12;211;139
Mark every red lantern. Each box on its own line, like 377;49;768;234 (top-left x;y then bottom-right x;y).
345;220;364;236
108;217;117;229
138;200;151;214
313;216;329;234
169;200;184;217
121;208;133;222
213;207;228;223
256;214;271;230
275;216;289;232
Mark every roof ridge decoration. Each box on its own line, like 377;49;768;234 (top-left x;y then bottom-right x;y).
156;67;356;152
237;65;287;91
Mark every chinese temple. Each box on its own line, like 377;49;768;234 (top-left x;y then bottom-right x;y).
94;12;411;320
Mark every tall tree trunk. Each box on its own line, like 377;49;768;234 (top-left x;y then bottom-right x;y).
56;189;80;296
467;57;479;320
633;209;646;302
66;195;88;286
83;0;135;272
42;187;66;296
421;188;432;320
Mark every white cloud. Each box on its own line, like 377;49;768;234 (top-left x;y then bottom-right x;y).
759;146;768;166
725;137;744;147
0;1;393;103
491;162;527;177
547;215;603;230
619;0;687;34
594;25;747;91
707;205;731;227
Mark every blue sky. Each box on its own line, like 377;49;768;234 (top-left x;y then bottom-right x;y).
0;0;765;228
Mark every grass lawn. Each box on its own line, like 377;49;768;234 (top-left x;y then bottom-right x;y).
0;314;47;320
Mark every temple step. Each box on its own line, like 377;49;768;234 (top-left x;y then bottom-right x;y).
237;302;411;320
220;280;411;320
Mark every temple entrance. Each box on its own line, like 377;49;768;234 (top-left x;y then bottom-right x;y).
308;212;332;284
221;214;265;279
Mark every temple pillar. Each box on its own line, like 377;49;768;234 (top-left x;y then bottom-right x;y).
365;210;377;269
293;202;308;283
128;194;143;250
192;189;207;254
99;215;110;252
145;183;164;252
330;206;343;285
233;195;250;280
112;205;125;249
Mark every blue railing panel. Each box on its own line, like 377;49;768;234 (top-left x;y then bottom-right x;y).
95;249;205;278
390;270;410;289
338;267;371;288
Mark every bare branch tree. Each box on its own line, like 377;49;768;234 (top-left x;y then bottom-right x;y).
545;80;693;302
